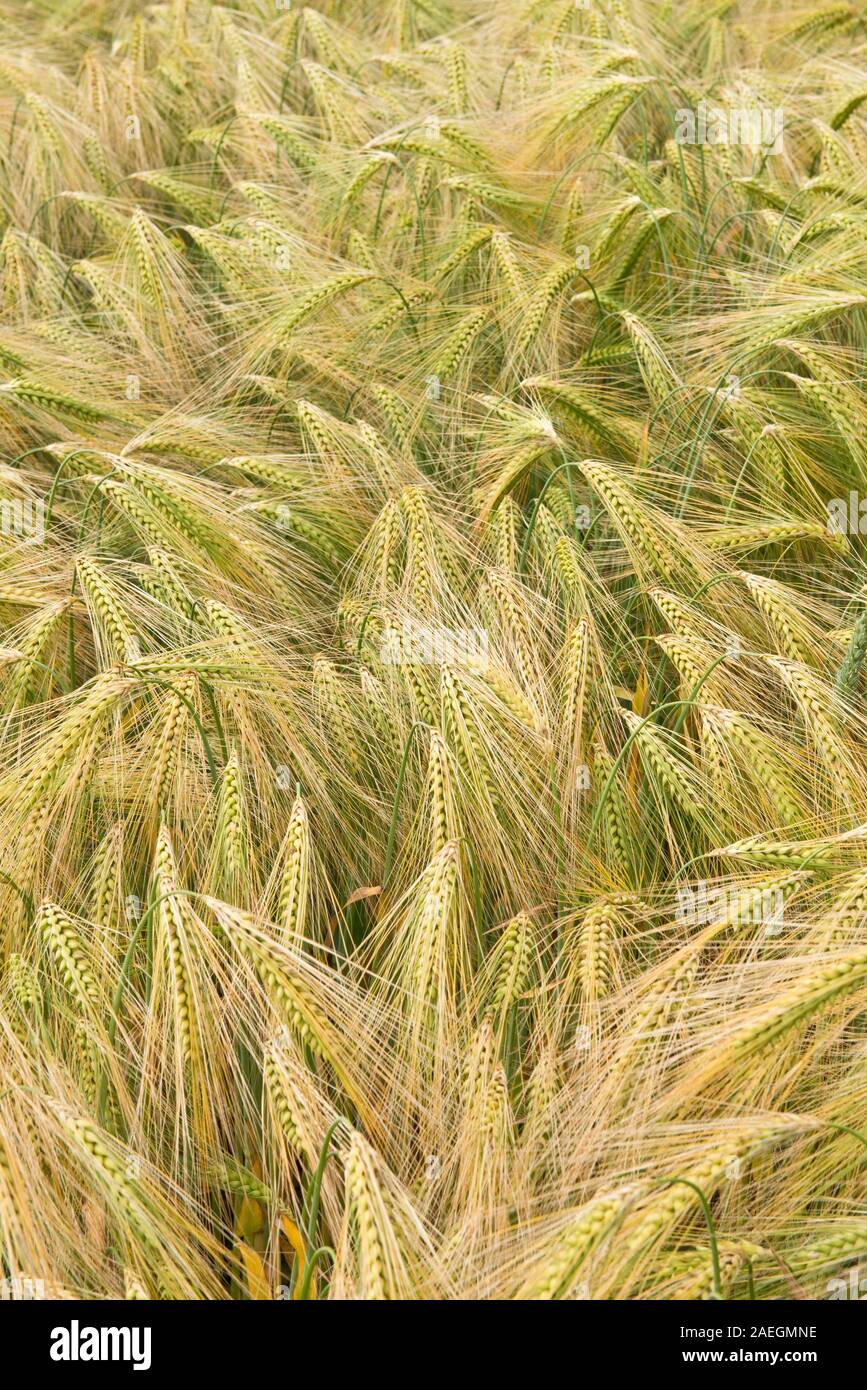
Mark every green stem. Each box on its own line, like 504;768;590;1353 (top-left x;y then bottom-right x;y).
294;1119;342;1299
657;1177;723;1299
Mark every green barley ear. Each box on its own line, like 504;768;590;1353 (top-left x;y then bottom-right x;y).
578;460;682;581
559;177;584;255
510;262;577;361
547;533;590;614
718;829;848;868
623;1120;810;1262
277;796;310;942
275;270;373;345
559;618;591;767
766;657;849;790
132;170;218;225
689;952;867;1092
423;729;459;857
1;600;66;713
524;375;642;455
483;495;521;570
399;486;442;611
572;897;624;1005
741;572;815;665
591;741;637;884
358;497;403;594
144;547;194;620
432;308;490;379
479;912;537;1053
209;1155;271;1206
246;111;322;174
38;903;102;1014
152;825;197;1066
621;709;707;824
619;310;679;404
60;191;129;241
482;567;539;694
210;749;252;906
648;586;706;639
262;1031;347;1223
447;1016;514;1235
313;657;362;774
146;674;197;815
339;1128;448;1300
490;231;526;300
4;952;42;1036
369;382;415;457
835;606;867;695
208;900;386;1143
515;1192;631;1300
90;824;124;942
440;664;499;813
789;1227;867;1293
82;135;113;192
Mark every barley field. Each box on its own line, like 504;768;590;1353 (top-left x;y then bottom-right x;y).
1;0;866;1303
